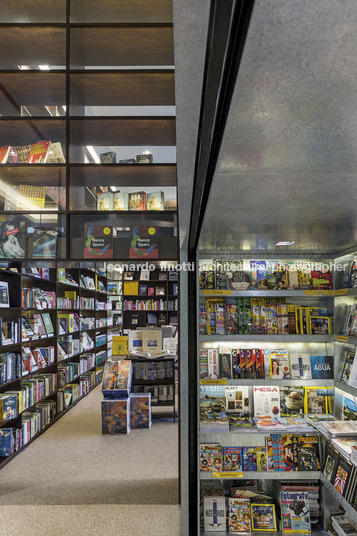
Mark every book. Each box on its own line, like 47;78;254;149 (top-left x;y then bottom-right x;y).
101;360;132;399
310;316;332;335
0;281;9;308
304;387;330;414
342;351;356;384
289;354;311;380
203;496;226;532
84;225;113;258
130;393;151;429
280;491;310;533
27;140;51;163
113;192;129;211
323;444;340;482
0;146;10;163
253;386;280;419
46;142;65;163
147;191;164;211
225;386;250;414
334;456;353;496
207;349;219;379
200;444;223;471
269;350;290;379
223;447;242;471
128;192;146;211
112;336;128;356
310;355;334;379
280;387;304;416
228;498;251;532
97;192;113;211
100;151;116;164
101;398;130;434
243;447;257;471
0;220;26;259
129;226;158;259
31;229;57;258
251;503;277;531
297;436;320;471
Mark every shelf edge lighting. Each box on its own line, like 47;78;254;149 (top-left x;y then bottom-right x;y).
275;241;295;246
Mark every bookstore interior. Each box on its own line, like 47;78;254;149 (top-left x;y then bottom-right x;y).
1;1;357;536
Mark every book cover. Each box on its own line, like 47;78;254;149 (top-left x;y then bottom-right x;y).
228;498;251;532
141;330;162;355
269;350;290;379
0;220;26;259
46;142;65;163
297;436;320;471
128;192;146;211
334;457;353;496
310;355;334;379
130;393;151;429
207;348;219;380
227;271;251;290
32;229;57;258
96;192;113;211
147;191;164;211
223;447;242;471
289;354;311;380
84;225;113;258
251;504;277;531
256;447;267;471
304;387;330;414
0;428;13;456
0;146;10;164
200;444;223;471
280;491;310;533
27;140;51;163
100;151;116;164
225;386;250;414
203;496;226;533
243;447;257;471
253;386;280;418
129;226;158;259
200;385;229;433
323;444;340;483
280;387;304;416
101;398;130;434
112;335;128;356
101;360;132;398
343;394;357;420
113;192;129;211
342;351;356;384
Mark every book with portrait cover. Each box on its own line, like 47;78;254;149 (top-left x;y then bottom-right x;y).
129;226;158;259
0;220;26;259
84;225;113;258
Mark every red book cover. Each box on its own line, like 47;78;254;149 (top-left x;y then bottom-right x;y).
0;146;10;163
27;140;51;164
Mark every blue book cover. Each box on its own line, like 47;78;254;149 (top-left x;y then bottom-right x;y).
310;355;334;379
0;428;13;456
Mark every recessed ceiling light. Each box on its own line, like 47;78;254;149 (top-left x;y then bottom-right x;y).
38;65;50;71
275;241;295;246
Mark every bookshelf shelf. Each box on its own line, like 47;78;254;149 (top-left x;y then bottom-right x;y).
199;335;333;343
199;471;321;481
335;381;357;396
200;290;335;297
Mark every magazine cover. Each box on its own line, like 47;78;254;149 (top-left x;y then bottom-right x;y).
200;444;223;471
297;436;320;471
228;498;251;532
31;229;57;258
289;354;311;380
253;386;280;418
280;387;304;416
251;503;277;531
280;491;310;533
203;496;226;533
0;220;26;259
256;447;267;471
101;360;132;398
101;398;130;434
334;457;353;496
225;386;250;415
129;226;158;259
343;394;357;420
84;225;113;258
270;350;290;379
323;444;340;483
27;140;51;163
304;387;330;414
130;393;151;429
223;447;242;471
243;447;257;471
341;351;356;384
310;355;334;380
200;385;229;433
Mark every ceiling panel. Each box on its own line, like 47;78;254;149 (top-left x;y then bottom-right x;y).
199;0;357;255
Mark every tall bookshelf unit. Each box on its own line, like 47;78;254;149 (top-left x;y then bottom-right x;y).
194;254;357;534
0;0;177;467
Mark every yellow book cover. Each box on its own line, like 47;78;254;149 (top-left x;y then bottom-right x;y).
123;281;139;296
112;335;128;356
64;291;77;300
304;386;329;414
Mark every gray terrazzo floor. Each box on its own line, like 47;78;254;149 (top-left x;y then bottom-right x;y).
0;385;180;535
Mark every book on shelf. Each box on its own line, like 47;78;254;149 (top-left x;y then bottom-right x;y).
27;140;51;164
304;386;332;414
113;192;128;211
100;151;116;164
334;456;353;496
310;355;333;379
30;228;57;259
200;384;229;433
46;142;65;164
147;191;164;211
203;496;226;533
84;225;113;259
129;226;158;259
251;503;277;531
128;192;146;211
97;192;113;211
0;221;26;259
289;354;311;379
